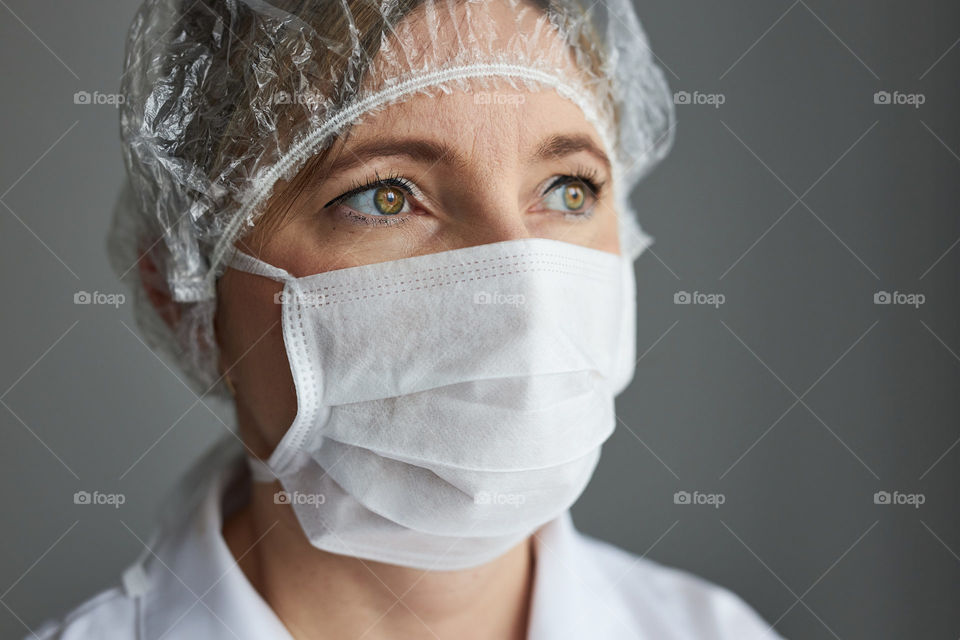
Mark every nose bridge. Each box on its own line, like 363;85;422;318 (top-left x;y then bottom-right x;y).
465;201;531;243
453;152;531;245
456;100;533;243
454;188;531;245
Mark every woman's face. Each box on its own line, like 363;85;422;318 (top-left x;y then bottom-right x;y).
215;87;621;455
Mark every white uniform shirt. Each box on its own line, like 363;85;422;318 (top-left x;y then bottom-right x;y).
31;442;782;639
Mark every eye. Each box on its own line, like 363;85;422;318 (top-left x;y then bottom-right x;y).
340;183;412;217
540;177;598;214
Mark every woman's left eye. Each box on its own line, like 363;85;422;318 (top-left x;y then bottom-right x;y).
540;178;597;214
340;183;412;217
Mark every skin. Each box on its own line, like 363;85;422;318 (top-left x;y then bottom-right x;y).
188;5;621;640
213;86;620;639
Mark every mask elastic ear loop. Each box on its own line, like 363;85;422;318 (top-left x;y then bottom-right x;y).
225;249;294;482
226;251;303;480
247;455;279;484
227;248;293;283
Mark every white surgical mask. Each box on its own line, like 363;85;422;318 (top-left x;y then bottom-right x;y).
228;237;637;570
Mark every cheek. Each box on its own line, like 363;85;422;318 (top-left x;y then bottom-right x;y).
592;198;624;255
216;272;298;453
535;207;621;255
603;216;622;256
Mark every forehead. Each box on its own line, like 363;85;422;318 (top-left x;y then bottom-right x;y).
343;86;607;161
315;0;616;174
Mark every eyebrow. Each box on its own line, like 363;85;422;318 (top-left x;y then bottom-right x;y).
324;133;612;176
534;134;612;171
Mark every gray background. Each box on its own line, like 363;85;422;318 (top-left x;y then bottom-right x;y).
1;1;958;638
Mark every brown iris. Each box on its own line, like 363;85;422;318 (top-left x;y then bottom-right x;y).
373;186;405;215
562;182;586;210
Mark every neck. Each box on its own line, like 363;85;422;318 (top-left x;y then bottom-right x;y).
223;481;536;640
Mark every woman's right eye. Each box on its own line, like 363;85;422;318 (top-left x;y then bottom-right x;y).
326;175;424;224
341;184;412;217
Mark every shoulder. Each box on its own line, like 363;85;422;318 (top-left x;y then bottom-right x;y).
27;585;136;640
27;441;251;640
577;532;783;639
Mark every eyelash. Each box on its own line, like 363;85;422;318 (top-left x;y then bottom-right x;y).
324;165;606;225
543;165;605;200
324;170;421;208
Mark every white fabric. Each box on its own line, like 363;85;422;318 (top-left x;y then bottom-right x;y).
227;238;635;570
30;441;783;639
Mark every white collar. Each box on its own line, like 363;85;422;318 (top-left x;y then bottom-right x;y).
128;443;293;639
125;439;621;640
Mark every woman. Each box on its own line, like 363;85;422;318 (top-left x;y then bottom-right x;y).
35;0;781;637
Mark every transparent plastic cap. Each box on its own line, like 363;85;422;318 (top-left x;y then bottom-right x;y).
107;0;676;394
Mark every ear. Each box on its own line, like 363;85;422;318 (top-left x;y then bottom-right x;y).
137;246;180;331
